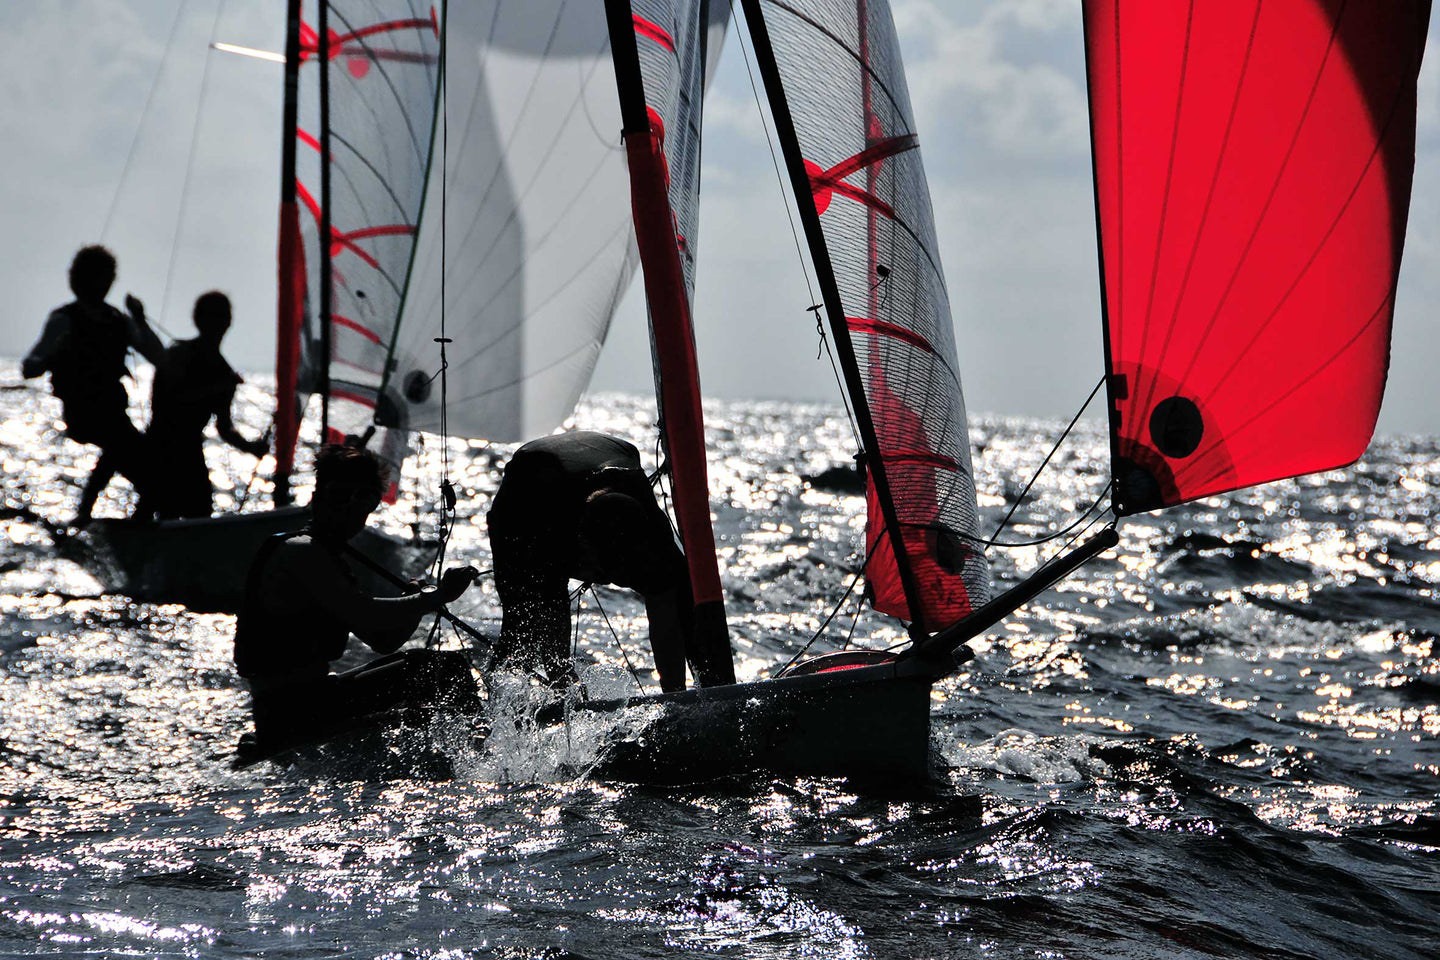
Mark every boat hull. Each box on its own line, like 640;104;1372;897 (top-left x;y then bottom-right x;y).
85;506;430;612
568;661;936;784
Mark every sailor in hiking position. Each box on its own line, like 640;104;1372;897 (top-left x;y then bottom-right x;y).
234;445;479;747
488;432;702;693
21;245;164;524
140;291;268;520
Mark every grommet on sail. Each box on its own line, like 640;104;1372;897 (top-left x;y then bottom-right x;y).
1083;0;1432;514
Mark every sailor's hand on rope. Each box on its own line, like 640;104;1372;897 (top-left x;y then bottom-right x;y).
433;565;480;605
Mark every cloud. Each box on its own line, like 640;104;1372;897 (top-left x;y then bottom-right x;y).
893;0;1089;164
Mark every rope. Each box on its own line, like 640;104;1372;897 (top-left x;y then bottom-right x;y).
587;586;647;694
156;0;229;337
101;0;188;242
429;7;455;584
728;0;861;448
984;375;1106;546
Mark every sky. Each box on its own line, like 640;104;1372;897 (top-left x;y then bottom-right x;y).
2;1;1437;436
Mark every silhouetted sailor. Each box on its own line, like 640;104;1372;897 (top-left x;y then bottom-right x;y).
140;292;267;520
234;445;479;749
22;245;163;524
487;431;699;692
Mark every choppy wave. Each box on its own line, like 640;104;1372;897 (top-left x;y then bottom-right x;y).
0;365;1435;958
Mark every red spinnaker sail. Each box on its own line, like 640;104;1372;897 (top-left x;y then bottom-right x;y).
1084;0;1431;514
744;0;991;632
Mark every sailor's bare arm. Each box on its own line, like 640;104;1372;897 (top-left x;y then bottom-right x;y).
265;537;474;653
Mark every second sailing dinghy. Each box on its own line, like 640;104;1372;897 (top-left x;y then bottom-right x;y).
85;1;451;612
539;0;1111;783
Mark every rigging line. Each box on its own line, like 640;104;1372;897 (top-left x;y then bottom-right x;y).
587;586;647;694
839;586;864;651
968;480;1113;549
729;0;814;304
431;0;454;583
986;375;1105;545
774;515;896;676
157;0;230;337
100;0;188;241
774;565;865;677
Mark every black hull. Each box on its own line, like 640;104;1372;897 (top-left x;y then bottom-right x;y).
567;661;938;784
85;506;430;613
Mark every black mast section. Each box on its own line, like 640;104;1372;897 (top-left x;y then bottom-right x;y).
318;1;334;439
737;0;930;635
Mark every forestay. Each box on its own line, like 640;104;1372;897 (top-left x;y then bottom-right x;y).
744;0;991;633
1084;0;1432;514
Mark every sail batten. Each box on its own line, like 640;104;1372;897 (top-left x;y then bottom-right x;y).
741;0;991;635
1085;0;1431;515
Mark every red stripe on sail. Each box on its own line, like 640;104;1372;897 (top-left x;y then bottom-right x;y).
300;19;438;77
847;317;937;354
330;388;376;408
807;134;918;217
332;314;382;344
882;449;960;471
633;15;676;52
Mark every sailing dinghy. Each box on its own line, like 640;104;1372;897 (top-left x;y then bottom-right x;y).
522;0;1430;784
84;1;452;612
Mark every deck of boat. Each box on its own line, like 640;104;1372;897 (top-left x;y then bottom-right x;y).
85;506;432;612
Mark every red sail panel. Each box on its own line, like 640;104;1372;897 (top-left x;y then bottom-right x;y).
750;0;991;630
1084;0;1430;514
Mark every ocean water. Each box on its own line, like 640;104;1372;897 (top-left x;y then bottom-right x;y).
0;364;1436;959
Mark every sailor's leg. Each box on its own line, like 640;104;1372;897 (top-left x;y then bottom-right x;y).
76;451;117;521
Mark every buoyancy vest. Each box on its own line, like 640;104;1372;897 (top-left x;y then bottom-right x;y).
47;301;133;405
233;529;353;682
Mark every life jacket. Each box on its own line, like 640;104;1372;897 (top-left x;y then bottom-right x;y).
233;529;353;682
47;301;133;405
149;338;242;439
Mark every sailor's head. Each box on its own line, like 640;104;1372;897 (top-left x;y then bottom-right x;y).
69;245;116;303
193;291;232;339
310;444;387;540
577;489;675;595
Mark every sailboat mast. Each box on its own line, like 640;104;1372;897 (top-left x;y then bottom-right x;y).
317;1;334;441
738;0;930;634
604;1;735;686
273;0;304;506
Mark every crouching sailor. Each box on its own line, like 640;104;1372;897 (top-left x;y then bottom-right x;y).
487;431;731;693
234;445;479;750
